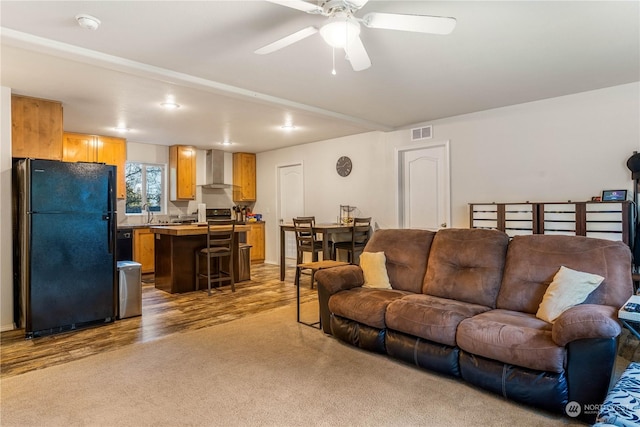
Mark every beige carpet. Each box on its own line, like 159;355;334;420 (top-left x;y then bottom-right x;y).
1;303;582;426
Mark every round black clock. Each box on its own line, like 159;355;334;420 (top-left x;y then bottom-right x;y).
336;156;352;177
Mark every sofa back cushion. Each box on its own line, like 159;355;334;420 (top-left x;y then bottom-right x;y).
423;228;509;307
363;229;435;293
497;234;633;313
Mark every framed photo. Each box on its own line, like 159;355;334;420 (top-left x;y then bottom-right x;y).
601;190;627;202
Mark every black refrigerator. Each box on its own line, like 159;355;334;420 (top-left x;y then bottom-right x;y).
13;159;117;338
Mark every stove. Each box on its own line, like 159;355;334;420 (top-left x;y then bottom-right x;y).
206;208;232;221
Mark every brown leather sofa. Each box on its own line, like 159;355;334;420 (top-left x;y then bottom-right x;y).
315;228;633;423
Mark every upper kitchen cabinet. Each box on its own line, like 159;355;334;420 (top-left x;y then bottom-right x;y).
233;152;256;202
11;95;63;161
169;145;196;201
62;132;127;199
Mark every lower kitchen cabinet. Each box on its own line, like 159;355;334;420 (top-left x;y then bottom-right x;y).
133;228;155;274
247;222;265;263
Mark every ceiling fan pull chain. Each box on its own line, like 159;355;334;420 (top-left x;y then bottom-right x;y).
331;47;337;75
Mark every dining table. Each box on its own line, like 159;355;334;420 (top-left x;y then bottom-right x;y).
279;222;352;280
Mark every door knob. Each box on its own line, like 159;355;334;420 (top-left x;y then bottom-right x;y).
440;223;447;228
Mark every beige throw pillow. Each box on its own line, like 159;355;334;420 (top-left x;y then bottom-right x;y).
360;252;392;289
536;266;604;323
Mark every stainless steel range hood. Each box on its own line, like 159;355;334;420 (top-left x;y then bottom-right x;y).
202;149;231;189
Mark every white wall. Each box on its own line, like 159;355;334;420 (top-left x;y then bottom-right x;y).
1;87;14;331
255;83;640;265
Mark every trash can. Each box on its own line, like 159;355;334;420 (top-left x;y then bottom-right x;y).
238;244;252;282
117;261;142;319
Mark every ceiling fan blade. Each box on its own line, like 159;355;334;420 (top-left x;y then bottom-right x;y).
255;26;318;54
344;36;371;71
346;0;370;10
362;12;456;35
265;0;324;14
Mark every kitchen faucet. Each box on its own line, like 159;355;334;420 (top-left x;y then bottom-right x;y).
141;203;153;224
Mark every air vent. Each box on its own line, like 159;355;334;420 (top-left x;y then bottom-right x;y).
411;125;433;141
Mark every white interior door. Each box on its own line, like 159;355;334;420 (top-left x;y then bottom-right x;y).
398;141;450;230
278;163;304;264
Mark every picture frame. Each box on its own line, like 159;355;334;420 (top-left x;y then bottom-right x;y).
601;190;627;202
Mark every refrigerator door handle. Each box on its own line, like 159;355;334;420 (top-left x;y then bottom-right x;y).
107;169;115;254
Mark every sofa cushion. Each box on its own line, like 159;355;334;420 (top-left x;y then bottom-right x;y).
328;288;409;329
423;228;509;307
363;229;435;293
497;235;633;314
456;309;565;373
386;294;491;347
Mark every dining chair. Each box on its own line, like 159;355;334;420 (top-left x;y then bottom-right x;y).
293;217;323;264
293;217;348;327
194;219;236;296
333;217;372;264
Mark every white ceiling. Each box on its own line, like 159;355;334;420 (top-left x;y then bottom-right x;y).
1;1;638;153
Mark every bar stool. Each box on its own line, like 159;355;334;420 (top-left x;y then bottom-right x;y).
195;219;236;296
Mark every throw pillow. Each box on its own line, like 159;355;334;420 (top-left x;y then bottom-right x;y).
360;252;392;289
536;266;604;323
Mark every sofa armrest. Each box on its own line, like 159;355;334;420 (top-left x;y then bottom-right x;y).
315;265;364;295
315;265;364;335
552;304;621;346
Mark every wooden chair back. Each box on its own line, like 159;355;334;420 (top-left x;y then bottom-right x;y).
293;217;318;251
207;219;236;252
351;217;372;249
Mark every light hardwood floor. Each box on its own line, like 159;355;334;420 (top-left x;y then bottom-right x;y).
1;263;316;378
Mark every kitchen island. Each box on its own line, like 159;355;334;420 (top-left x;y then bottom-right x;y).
151;224;250;294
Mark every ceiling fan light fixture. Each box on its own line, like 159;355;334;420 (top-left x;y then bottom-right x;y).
320;14;360;48
161;101;180;110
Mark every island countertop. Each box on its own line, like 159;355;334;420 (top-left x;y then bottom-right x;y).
150;224;251;236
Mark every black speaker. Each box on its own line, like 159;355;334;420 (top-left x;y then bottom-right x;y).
627;153;640;180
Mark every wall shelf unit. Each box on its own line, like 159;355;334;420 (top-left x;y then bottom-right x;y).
470;201;632;245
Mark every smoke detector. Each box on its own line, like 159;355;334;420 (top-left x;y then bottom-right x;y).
75;14;101;30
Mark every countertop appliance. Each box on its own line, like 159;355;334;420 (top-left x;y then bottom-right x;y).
14;159;117;338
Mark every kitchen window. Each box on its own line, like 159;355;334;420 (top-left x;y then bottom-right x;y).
125;162;165;214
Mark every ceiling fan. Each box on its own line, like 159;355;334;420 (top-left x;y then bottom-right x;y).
255;0;456;72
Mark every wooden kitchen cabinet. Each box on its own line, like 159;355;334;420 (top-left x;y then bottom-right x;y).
247;221;265;263
62;132;127;199
169;145;196;201
11;95;63;160
133;228;155;274
233;152;256;202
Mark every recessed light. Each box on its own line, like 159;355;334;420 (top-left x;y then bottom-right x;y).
114;126;130;133
219;141;233;146
76;14;101;30
161;102;180;110
281;124;296;131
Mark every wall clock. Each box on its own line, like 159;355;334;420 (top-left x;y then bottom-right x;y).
336;156;352;177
